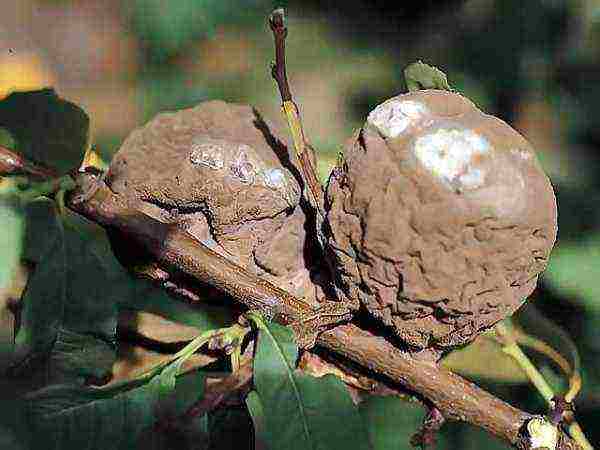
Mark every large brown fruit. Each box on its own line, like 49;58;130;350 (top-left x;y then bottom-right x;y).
106;100;325;305
325;90;557;350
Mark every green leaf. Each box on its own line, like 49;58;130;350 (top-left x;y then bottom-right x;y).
208;406;254;450
13;200;118;382
21;197;62;263
48;328;116;384
251;316;371;450
359;396;438;450
441;334;529;383
0;198;23;290
0;89;90;175
125;283;233;333
404;61;452;92
61;208;233;332
14;199;67;366
25;369;206;450
542;234;600;313
0;127;17;150
245;390;268;448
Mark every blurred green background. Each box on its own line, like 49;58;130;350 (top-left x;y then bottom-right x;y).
2;0;600;447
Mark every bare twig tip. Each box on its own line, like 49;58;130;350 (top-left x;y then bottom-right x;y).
269;7;286;31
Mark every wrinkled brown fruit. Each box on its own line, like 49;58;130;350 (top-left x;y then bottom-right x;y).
106;100;325;305
325;90;557;350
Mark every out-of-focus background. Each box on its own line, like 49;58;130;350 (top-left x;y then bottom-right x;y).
2;0;600;447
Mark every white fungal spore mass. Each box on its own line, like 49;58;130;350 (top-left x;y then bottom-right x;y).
510;147;532;161
367;99;429;139
190;138;225;169
263;168;286;189
413;128;490;190
230;146;256;184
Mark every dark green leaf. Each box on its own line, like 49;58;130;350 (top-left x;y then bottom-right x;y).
21;197;62;263
252;318;371;450
13;201;118;382
404;61;452;92
455;424;511;450
125;283;233;333
359;396;434;450
60;207;233;332
26;369;206;450
0;127;17;150
0;89;89;175
208;406;253;450
13;199;66;367
49;328;116;384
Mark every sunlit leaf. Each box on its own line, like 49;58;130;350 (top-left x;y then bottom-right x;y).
441;334;529;383
542;234;600;312
0;198;23;290
251;316;371;450
0;89;89;175
404;61;452;92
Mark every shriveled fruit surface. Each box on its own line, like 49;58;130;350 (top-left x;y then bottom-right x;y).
325;90;557;350
106;100;324;305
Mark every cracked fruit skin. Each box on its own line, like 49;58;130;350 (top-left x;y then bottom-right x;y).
325;90;557;350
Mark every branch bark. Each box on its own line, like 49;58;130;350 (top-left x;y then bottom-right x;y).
65;173;581;450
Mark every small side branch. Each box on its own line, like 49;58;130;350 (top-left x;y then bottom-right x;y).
269;8;292;102
268;8;325;221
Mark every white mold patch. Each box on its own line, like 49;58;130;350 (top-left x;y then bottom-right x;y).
262;168;286;189
262;167;300;208
230;146;256;184
367;99;429;139
413;128;490;191
190;137;225;169
510;147;532;160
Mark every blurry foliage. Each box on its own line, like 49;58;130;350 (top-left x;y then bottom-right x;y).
1;0;600;448
125;0;268;63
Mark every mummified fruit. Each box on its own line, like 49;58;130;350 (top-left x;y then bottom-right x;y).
325;89;557;350
106;100;326;305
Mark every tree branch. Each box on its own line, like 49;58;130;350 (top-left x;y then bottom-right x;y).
269;8;292;103
268;8;325;221
65;173;581;449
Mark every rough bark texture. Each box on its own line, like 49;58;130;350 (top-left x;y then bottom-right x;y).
325;90;558;350
105;101;325;306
